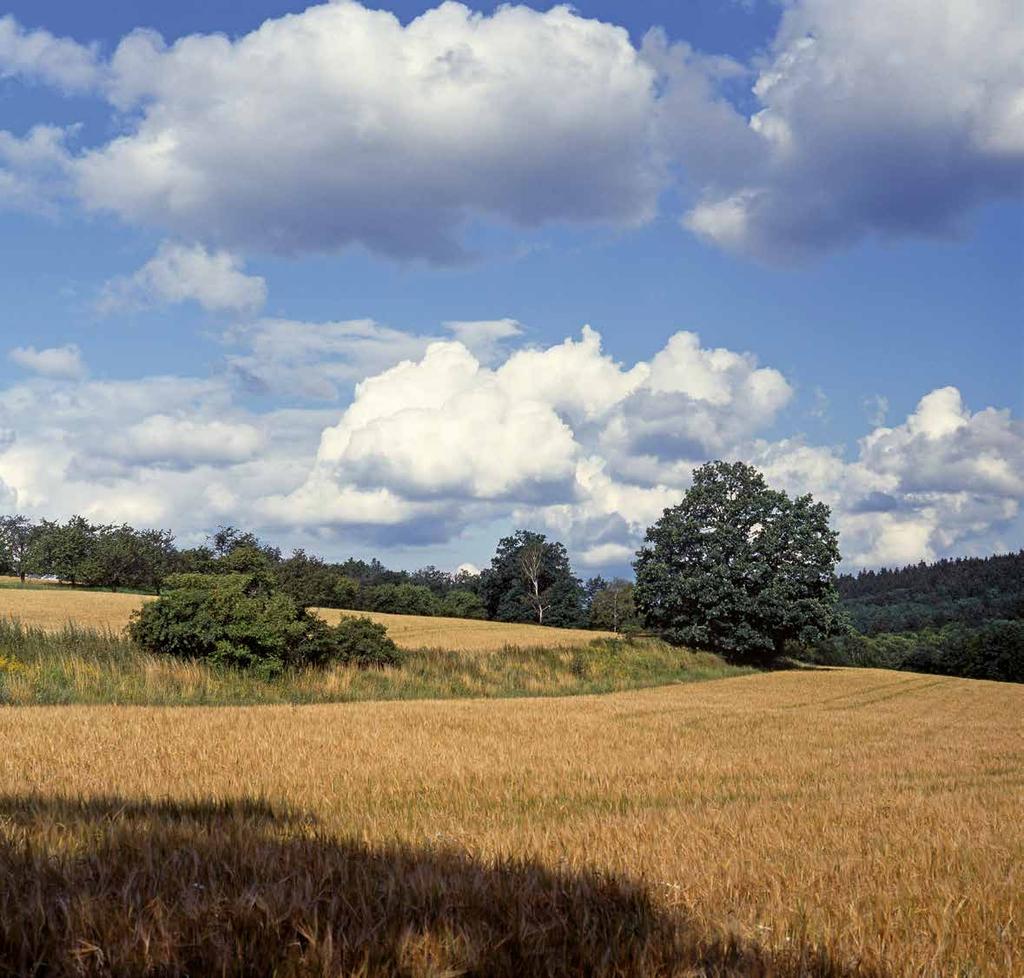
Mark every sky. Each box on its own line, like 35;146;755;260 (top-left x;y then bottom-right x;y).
0;0;1021;576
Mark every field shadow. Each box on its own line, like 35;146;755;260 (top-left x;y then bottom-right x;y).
0;793;884;978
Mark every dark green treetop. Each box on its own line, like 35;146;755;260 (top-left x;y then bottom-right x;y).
480;530;584;627
633;460;843;662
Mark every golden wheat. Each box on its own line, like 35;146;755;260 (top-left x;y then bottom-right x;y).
0;586;613;650
1;668;1021;975
0;586;148;632
316;607;615;650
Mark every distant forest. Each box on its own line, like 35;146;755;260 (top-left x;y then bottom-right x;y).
811;551;1024;683
837;551;1024;633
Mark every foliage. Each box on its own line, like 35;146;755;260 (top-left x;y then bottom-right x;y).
438;588;487;619
480;530;584;627
210;525;282;563
587;578;640;633
128;572;400;675
28;516;97;587
1;514;495;623
634;461;843;663
837;550;1024;633
803;549;1024;683
129;572;314;675
81;524;176;592
365;582;440;616
0;515;36;583
307;615;403;670
275;549;345;608
803;619;1024;683
333;575;361;608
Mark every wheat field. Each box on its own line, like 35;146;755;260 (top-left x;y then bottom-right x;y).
1;668;1021;976
0;582;613;650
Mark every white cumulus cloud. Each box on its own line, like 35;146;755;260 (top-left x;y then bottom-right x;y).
99;241;266;314
315;341;581;500
74;2;661;262
8;344;85;379
444;319;523;363
2;1;1021;259
225;318;439;400
0;319;1019;570
0;15;100;92
279;327;798;547
108;414;265;466
0;125;74;216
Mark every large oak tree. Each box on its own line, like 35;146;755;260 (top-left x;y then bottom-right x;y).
633;461;843;663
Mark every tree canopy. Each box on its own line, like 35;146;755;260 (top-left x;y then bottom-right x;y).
633;461;843;662
480;530;584;627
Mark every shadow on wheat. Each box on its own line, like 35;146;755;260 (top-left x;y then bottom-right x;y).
0;792;879;978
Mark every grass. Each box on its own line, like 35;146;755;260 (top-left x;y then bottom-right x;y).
0;668;1020;975
0;620;743;706
0;582;616;650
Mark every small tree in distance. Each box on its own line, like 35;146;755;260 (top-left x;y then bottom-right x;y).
519;540;550;625
0;515;36;583
589;579;639;633
633;461;843;664
480;530;584;628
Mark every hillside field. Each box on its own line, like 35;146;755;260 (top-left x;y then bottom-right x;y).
1;668;1021;976
0;580;614;650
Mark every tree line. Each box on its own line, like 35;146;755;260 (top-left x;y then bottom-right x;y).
0;516;638;632
836;551;1024;633
807;550;1024;682
4;462;1018;682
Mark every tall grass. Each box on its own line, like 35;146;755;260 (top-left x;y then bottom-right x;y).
0;619;744;706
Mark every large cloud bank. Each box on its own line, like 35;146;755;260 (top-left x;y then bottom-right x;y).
77;3;661;262
2;322;1016;568
1;0;1021;260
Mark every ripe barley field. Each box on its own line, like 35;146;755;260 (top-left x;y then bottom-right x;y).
317;607;614;650
0;583;613;650
0;584;147;632
1;668;1021;976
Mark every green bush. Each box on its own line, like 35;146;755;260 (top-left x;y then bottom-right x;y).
310;616;403;670
129;573;401;674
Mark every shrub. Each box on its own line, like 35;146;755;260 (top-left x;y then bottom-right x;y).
129;573;401;674
309;616;403;670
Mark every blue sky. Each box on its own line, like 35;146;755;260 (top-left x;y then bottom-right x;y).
0;0;1021;574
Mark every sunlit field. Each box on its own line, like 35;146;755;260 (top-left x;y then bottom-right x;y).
0;580;147;631
1;668;1021;976
0;580;613;650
